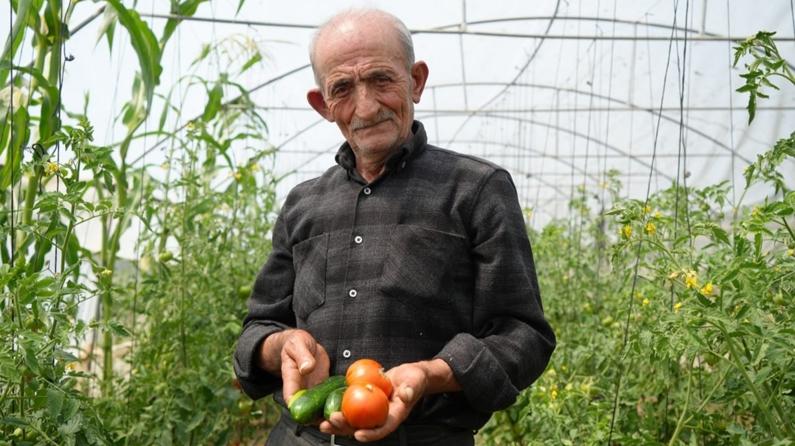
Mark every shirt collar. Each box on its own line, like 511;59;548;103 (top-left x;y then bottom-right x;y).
334;120;428;180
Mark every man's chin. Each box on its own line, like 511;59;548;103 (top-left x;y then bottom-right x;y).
352;135;400;155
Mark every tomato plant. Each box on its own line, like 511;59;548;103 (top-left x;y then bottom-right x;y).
345;358;393;398
341;383;390;429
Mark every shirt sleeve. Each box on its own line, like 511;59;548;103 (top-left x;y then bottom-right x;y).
233;209;296;400
435;169;556;413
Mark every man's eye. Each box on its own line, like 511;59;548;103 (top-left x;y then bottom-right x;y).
331;84;350;96
374;75;391;85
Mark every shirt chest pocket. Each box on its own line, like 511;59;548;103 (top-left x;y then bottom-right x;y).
292;233;328;320
380;224;469;309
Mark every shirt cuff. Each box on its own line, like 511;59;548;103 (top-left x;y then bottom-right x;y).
435;332;519;413
233;321;288;400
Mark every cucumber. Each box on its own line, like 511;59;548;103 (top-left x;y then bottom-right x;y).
323;386;347;420
288;375;346;424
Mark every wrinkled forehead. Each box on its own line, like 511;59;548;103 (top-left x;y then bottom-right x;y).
314;19;406;76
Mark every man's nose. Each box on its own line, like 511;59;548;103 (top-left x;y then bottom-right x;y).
353;85;379;120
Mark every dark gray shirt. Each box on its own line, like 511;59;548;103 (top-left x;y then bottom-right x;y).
234;121;555;431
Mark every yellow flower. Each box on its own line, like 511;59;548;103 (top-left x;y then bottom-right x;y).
643;205;652;215
673;302;684;313
642;298;650;306
699;282;714;296
654;210;662;219
685;270;698;289
233;171;243;181
45;161;60;176
788;248;794;257
622;225;633;239
644;222;656;236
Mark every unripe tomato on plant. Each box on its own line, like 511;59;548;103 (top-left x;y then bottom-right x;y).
341;382;389;429
237;285;252;299
158;250;174;263
345;358;393;398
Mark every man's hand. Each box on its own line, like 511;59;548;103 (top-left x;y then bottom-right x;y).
319;358;460;442
257;329;330;405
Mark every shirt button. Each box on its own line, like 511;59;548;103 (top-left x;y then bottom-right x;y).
342;349;351;358
348;289;358;298
363;187;372;195
354;235;363;244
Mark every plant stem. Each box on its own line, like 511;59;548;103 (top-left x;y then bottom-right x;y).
667;368;693;446
781;217;795;243
723;331;784;437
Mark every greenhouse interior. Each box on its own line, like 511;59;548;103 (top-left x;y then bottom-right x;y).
1;0;794;444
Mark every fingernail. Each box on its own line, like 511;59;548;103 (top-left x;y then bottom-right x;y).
401;385;414;402
299;360;310;374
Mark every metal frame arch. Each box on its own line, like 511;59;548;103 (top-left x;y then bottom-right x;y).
424;81;752;164
418;111;675;182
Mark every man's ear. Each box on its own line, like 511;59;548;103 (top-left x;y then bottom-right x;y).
410;61;429;103
307;88;333;121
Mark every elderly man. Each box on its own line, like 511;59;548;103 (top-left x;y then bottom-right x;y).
234;8;555;446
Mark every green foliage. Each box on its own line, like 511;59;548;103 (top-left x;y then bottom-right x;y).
3;3;793;445
2;1;274;445
478;148;795;445
478;33;795;445
733;31;795;124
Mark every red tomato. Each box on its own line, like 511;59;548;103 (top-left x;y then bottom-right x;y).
341;383;389;429
345;358;393;397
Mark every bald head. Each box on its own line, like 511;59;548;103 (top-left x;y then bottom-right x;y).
309;9;415;86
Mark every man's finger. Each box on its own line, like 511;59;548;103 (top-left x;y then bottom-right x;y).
281;364;302;403
398;385;415;404
319;412;356;437
283;335;317;376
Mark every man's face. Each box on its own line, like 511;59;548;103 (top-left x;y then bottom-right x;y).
310;21;426;159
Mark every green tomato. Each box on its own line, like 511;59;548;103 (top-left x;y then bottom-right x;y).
158;250;174;262
238;285;252;299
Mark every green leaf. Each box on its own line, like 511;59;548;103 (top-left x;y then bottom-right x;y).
186;412;205;432
201;82;224;122
22;342;41;374
0;417;28;427
0;107;30;189
57;413;82;435
108;320;131;337
709;225;731;245
106;0;163;110
239;51;262;74
191;43;212;67
47;387;64;420
0;0;34;86
161;0;209;47
96;4;118;51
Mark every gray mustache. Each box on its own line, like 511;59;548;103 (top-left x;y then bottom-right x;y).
351;110;396;131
